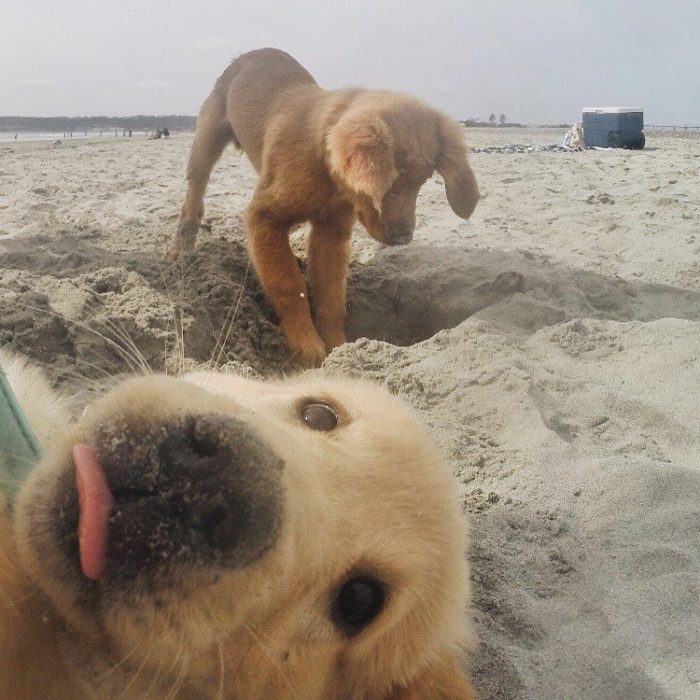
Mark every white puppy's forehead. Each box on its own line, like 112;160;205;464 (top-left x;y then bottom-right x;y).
180;371;457;553
182;370;439;490
184;371;404;422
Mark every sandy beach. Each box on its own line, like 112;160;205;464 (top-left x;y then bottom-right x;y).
1;127;699;698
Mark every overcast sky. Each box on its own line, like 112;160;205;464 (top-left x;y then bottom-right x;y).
1;0;697;125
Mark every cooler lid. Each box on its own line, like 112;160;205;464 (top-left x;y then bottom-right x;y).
583;107;643;114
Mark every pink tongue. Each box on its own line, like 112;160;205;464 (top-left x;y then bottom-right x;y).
73;443;114;581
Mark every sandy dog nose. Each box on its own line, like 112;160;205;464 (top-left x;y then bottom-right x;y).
66;412;285;583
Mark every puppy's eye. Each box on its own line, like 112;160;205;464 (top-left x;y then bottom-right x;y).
333;576;386;634
301;401;338;431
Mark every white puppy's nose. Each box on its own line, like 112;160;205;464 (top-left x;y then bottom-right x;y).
59;412;285;584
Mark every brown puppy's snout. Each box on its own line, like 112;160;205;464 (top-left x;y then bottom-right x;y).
57;412;285;584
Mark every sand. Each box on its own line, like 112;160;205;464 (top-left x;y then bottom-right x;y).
1;127;699;699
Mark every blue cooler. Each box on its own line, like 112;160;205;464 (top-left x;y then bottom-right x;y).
582;107;645;149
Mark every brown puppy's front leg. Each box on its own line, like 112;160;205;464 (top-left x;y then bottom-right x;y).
307;207;354;352
167;183;206;261
245;206;327;367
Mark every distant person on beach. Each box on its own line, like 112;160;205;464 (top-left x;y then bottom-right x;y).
149;128;169;140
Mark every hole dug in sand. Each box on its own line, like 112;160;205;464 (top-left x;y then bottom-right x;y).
346;244;700;346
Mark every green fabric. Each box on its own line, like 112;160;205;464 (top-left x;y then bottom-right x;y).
0;363;42;504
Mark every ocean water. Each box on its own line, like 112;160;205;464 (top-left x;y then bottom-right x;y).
0;130;146;143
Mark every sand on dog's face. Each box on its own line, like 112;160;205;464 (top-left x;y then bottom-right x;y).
14;370;469;698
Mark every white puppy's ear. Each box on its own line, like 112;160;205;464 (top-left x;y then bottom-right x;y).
384;656;477;699
326;112;396;211
436;117;480;220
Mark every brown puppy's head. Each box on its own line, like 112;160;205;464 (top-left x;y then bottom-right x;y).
326;92;479;246
15;372;473;698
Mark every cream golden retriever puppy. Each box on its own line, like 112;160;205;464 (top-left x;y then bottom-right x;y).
0;352;475;699
168;48;479;367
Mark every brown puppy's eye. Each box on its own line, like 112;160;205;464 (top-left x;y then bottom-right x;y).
301;401;338;431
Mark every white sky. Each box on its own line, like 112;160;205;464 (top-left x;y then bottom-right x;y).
1;0;697;125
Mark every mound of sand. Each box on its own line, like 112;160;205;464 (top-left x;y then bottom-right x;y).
1;128;698;698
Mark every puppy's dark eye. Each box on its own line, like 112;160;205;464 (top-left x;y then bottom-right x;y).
332;576;386;634
301;401;338;431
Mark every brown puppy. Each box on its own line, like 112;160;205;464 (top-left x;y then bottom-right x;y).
168;48;479;367
1;352;475;699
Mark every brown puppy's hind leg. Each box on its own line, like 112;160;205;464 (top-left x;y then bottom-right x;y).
167;92;234;260
307;206;354;352
245;205;327;367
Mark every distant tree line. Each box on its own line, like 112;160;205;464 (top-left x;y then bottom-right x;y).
0;115;196;132
460;113;522;127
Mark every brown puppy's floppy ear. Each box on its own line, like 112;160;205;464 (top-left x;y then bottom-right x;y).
436;117;480;220
327;112;396;211
385;656;477;699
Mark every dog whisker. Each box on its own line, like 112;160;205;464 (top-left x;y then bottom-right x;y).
55;365;111;395
159;247;207;378
9;299;149;377
141;619;175;699
241;620;299;699
80;292;154;375
177;265;186;377
158;620;190;691
163;637;190;700
0;589;19;616
117;632;157;700
95;312;152;376
216;639;225;700
0;451;36;471
0;579;36;615
209;258;250;370
97;637;146;685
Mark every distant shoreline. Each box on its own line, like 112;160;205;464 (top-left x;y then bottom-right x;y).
0;129;188;144
0;115;196;134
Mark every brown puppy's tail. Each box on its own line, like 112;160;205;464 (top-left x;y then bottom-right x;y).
436;117;480;220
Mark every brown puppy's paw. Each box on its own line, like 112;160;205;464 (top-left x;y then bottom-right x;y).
280;316;328;367
165;221;198;261
290;334;328;368
317;323;347;353
164;245;182;262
